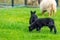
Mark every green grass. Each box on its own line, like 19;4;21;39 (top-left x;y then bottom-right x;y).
0;7;60;40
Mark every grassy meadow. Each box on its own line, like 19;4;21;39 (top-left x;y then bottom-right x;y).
0;7;60;40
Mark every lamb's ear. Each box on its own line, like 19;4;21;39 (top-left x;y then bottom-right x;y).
31;11;32;13
34;11;36;13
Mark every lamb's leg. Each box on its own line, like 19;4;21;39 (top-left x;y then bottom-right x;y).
36;25;42;32
53;9;56;16
49;9;52;16
48;25;56;34
48;25;53;32
51;25;57;34
50;28;53;32
53;25;57;34
36;27;40;31
42;10;46;16
42;11;44;16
